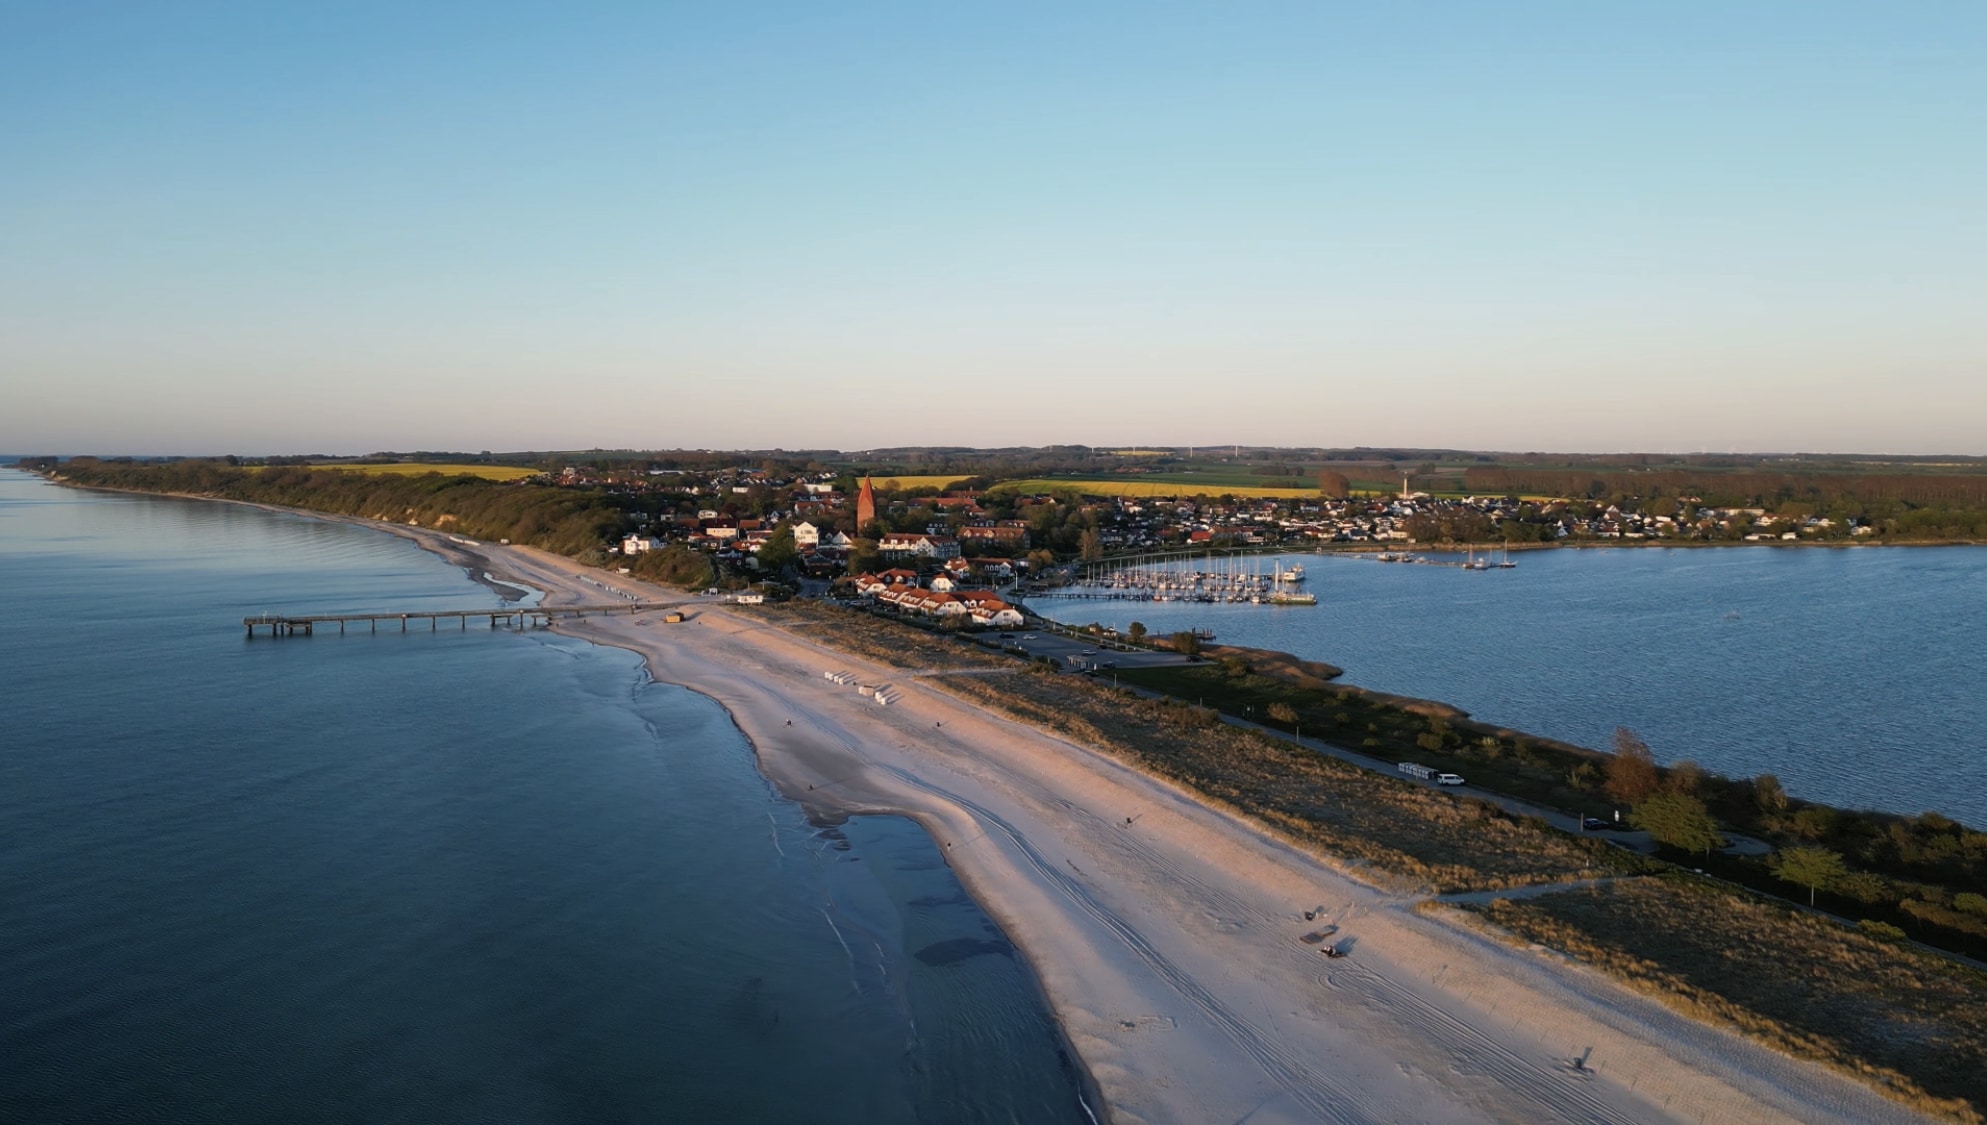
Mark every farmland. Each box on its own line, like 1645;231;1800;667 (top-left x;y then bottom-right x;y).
311;462;540;481
869;475;974;491
988;477;1320;500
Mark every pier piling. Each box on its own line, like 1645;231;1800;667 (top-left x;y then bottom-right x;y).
243;601;682;640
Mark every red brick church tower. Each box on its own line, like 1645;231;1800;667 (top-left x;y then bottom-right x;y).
856;475;877;532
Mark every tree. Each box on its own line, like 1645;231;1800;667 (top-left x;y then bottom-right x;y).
1172;630;1201;658
848;539;882;575
1666;758;1704;795
1631;792;1721;856
1126;621;1147;644
1605;727;1660;806
1770;846;1846;906
1079;527;1104;562
1316;470;1351;498
755;524;798;575
1754;773;1789;814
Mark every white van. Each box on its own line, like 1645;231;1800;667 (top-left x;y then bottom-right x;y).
1435;772;1466;786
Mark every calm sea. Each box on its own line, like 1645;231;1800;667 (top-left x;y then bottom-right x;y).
1040;546;1987;829
0;470;1089;1124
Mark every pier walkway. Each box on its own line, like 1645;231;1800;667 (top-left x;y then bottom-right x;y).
243;601;684;637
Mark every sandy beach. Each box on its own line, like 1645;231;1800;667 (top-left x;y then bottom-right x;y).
307;517;1935;1125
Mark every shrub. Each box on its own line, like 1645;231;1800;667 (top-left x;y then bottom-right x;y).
1858;919;1907;943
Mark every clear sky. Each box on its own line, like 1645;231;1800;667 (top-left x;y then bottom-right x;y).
3;2;1983;456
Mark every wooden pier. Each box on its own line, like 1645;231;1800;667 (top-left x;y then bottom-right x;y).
243;602;681;637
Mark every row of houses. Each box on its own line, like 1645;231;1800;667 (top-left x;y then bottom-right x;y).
863;581;1026;628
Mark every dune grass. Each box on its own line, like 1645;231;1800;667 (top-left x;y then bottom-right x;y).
1458;876;1987;1122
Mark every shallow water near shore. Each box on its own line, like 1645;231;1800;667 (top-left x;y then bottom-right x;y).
1039;546;1987;827
0;470;1088;1123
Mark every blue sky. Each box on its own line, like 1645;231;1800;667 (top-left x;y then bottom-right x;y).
3;2;1983;455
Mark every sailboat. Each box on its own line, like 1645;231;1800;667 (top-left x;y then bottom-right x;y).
1265;557;1317;605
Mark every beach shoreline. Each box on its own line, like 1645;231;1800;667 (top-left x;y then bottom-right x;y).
374;530;1928;1124
26;474;1944;1124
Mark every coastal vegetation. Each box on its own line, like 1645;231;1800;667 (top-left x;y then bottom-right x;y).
1118;661;1987;960
46;458;630;560
1457;876;1987;1123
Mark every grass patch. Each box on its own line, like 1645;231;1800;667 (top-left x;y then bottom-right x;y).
752;601;1015;672
1462;877;1987;1122
1117;663;1617;815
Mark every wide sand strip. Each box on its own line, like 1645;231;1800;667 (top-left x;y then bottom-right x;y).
338;521;1937;1125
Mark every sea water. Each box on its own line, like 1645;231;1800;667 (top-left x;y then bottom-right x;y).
0;470;1089;1124
1041;547;1987;828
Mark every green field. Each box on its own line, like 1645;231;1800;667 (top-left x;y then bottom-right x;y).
870;475;973;490
312;462;540;481
989;477;1320;500
1132;468;1314;488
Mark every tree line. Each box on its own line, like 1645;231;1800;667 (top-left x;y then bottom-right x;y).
50;459;627;558
1465;467;1987;509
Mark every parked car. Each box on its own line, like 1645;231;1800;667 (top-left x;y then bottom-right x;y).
1581;817;1611;831
1435;772;1466;786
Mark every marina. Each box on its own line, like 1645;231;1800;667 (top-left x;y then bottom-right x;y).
1371;547;1516;570
1034;553;1317;605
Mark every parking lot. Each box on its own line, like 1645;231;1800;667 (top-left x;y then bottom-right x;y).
1001;625;1195;673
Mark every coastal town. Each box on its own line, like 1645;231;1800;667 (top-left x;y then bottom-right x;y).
583;463;1888;603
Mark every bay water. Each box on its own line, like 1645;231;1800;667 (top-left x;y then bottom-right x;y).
0;469;1090;1124
1040;546;1987;829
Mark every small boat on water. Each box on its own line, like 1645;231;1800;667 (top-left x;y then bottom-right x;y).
1277;564;1306;583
